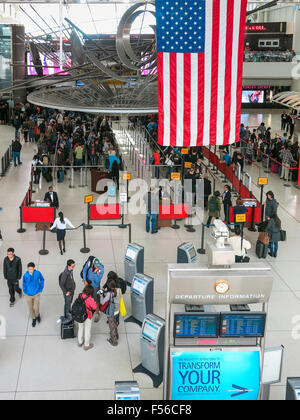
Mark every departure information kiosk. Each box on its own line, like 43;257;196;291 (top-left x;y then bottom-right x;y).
286;378;300;400
164;264;274;400
141;314;165;376
131;274;154;324
177;243;198;264
124;243;144;285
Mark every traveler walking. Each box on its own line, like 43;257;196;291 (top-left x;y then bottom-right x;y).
22;262;44;328
50;212;75;255
77;284;97;351
3;248;22;307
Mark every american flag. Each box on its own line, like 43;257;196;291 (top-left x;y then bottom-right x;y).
156;0;248;147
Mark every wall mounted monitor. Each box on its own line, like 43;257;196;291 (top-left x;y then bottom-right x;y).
174;313;219;339
220;312;266;338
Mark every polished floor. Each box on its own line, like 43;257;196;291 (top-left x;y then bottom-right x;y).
0;111;299;400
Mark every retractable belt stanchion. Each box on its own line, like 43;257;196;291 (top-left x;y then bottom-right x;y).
197;223;206;255
85;202;93;230
17;206;26;233
80;224;90;254
39;225;49;255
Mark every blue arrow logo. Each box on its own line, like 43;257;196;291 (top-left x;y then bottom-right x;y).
230;384;251;398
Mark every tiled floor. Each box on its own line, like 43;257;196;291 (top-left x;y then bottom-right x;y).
0;111;300;400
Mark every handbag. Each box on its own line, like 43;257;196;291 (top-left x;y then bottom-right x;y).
119;293;127;317
258;232;270;246
280;230;287;242
100;293;115;316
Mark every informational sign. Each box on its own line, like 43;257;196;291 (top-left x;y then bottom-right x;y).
84;194;93;204
185;162;192;169
123;173;131;181
181;148;189;155
258;177;268;186
235;214;247;223
171;350;261;400
120;193;128;203
171;172;181;181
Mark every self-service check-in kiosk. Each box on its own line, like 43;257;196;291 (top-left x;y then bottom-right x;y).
177;243;198;264
286;378;300;400
141;314;165;376
115;381;140;400
133;314;165;388
130;274;154;324
124;243;144;285
163;263;276;400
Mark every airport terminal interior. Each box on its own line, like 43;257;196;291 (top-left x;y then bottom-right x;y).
1;0;300;402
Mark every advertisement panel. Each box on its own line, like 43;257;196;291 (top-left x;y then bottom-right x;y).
171;349;260;400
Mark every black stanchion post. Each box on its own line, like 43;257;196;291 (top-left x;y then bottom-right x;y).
260;204;265;223
1;156;5;176
171;218;180;230
80;224;90;254
119;203;127;229
260;185;264;207
197;223;206;255
39;225;49;255
17;206;26;233
85;203;93;230
128;223;132;243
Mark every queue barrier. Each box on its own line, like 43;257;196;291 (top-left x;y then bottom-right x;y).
89;203;121;221
18;206;56;233
229;207;261;224
159;204;189;230
202;146;261;207
1;143;12;177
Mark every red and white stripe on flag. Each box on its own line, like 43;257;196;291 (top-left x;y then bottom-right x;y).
157;0;248;147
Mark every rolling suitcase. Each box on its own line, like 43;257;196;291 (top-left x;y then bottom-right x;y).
61;320;75;340
43;170;53;182
280;230;287;242
256;240;268;259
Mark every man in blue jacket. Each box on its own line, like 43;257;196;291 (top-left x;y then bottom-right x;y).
23;262;44;328
82;258;104;323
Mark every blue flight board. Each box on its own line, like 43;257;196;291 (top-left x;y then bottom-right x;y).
174;314;219;338
220;313;266;337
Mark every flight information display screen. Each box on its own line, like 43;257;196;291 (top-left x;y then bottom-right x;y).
174;314;219;338
220;313;266;337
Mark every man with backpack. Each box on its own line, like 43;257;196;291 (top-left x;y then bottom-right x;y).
81;257;104;323
58;259;76;324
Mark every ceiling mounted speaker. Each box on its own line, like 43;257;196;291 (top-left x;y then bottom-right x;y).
29;42;43;77
70;30;85;66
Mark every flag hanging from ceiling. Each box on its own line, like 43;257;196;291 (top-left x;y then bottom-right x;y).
156;0;248;147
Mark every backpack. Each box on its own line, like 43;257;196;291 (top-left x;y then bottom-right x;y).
209;197;219;212
71;294;89;323
80;256;95;279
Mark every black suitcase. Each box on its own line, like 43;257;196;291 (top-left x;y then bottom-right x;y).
256;240;268;259
61;320;75;340
280;230;287;242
